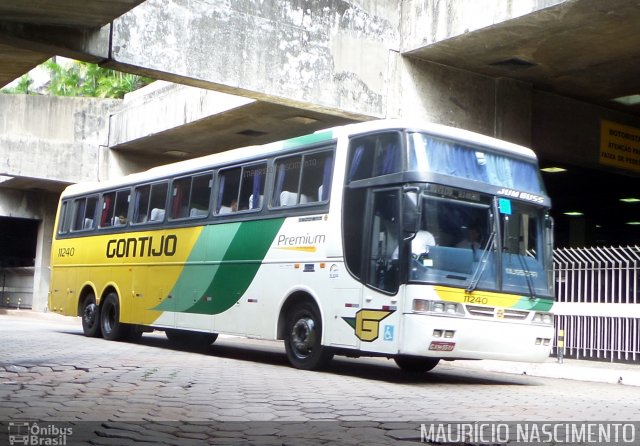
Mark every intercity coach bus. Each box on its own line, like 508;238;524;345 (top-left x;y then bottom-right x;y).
49;120;555;372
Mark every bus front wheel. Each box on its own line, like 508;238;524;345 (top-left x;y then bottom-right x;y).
100;292;130;341
284;302;333;370
81;294;101;338
394;355;440;373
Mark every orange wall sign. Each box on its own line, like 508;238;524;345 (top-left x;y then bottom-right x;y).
600;120;640;173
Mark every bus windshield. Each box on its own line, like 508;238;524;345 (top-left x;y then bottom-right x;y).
408;132;545;194
408;189;553;298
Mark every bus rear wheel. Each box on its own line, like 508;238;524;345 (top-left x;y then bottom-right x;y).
100;292;131;341
284;302;333;370
394;355;440;373
81;294;101;338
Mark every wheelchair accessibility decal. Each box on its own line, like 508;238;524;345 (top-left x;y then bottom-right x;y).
342;309;394;342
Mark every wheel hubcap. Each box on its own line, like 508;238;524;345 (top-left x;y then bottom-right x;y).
291;317;315;357
83;303;97;327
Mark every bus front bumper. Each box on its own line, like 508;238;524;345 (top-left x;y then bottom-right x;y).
399;313;554;362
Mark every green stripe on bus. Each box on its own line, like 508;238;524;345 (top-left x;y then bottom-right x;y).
155;218;285;315
154;223;242;313
282;130;334;149
513;297;553;312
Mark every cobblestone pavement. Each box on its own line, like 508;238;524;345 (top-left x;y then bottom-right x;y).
1;311;639;445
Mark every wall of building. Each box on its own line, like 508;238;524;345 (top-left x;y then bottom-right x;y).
0;188;58;311
389;56;534;146
0;94;120;310
0;94;120;184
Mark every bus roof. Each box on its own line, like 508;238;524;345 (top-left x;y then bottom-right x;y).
61;119;538;198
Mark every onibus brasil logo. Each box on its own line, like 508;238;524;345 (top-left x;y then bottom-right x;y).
7;422;72;445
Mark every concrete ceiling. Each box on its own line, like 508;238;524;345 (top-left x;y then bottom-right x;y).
111;101;354;161
0;0;146;88
404;0;640;116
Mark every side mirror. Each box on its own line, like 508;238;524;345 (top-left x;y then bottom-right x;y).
402;188;420;236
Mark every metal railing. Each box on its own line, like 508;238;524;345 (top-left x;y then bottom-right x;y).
0;267;34;309
553;246;640;361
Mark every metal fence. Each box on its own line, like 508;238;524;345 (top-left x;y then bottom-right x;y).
0;267;34;309
553;246;640;361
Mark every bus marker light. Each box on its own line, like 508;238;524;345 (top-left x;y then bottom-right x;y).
429;341;455;351
433;330;443;338
413;299;429;312
444;330;455;338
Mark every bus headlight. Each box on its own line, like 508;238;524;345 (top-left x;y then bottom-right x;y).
533;312;554;325
444;303;459;315
412;299;464;316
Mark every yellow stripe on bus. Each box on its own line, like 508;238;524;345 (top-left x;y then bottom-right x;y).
434;286;523;308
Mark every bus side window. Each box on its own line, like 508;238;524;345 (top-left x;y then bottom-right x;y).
133;182;168;224
347;132;402;182
217;164;265;213
72;196;98;231
189;173;212;217
58;201;73;234
171;173;213;219
100;190;129;227
171;177;191;219
100;192;116;227
113;190;131;226
272;155;302;207
242;164;266;211
217;167;241;213
133;185;150;223
300;150;333;203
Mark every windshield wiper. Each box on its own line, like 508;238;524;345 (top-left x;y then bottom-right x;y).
517;249;537;300
466;228;496;293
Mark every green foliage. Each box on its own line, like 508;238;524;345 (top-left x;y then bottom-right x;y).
0;74;33;94
45;59;152;98
1;58;152;98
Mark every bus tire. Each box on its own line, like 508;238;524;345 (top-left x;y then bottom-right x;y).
100;292;130;341
81;294;101;338
165;329;218;346
284;301;333;370
394;355;439;373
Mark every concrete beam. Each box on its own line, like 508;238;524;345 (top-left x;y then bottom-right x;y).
0;21;110;63
401;0;565;52
0;95;120;184
108;81;255;150
106;0;399;120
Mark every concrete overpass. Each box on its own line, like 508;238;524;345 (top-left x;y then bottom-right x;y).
1;0;640;311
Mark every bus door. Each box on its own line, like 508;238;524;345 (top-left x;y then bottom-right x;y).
356;188;403;355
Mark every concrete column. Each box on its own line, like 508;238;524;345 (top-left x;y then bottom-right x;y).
32;192;58;311
494;77;533;147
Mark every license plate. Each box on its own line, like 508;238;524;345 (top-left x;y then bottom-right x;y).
429;341;455;352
